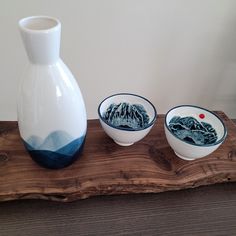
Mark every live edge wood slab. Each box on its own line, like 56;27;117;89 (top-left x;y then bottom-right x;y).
0;111;236;202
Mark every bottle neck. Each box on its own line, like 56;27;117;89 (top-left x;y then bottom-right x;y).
19;16;61;65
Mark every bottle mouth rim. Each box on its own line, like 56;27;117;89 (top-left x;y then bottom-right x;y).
19;16;61;33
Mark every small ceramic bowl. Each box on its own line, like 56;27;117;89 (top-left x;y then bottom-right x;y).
164;105;227;161
98;93;157;146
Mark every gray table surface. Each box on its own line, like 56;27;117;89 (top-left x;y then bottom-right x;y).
0;183;236;236
0;120;236;236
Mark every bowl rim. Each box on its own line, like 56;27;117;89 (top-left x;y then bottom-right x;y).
164;104;228;147
98;93;157;131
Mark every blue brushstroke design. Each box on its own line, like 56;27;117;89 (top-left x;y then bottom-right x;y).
23;131;86;169
168;116;217;145
103;102;150;130
26;135;43;150
25;130;76;152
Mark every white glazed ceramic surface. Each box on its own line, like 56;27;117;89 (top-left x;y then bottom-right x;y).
98;93;157;146
17;59;87;141
164;105;227;160
18;16;87;168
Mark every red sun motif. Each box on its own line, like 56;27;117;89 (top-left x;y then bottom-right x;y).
199;113;205;119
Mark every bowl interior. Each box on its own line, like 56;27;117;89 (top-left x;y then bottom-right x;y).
99;94;157;129
165;106;227;145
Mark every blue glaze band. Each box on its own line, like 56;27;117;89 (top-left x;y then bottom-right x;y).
165;105;227;147
98;93;157;131
23;132;86;169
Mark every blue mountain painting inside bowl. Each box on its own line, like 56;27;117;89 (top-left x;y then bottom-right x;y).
23;130;86;169
103;102;150;130
168;116;217;145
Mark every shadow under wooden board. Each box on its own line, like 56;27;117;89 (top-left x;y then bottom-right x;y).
0;111;235;202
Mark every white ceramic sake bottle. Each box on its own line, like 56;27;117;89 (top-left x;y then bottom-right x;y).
18;16;87;169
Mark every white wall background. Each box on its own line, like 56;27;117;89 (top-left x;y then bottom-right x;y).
1;0;236;120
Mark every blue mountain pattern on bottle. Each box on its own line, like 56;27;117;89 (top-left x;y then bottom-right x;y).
26;130;75;151
168;116;218;145
103;102;150;130
23;131;86;169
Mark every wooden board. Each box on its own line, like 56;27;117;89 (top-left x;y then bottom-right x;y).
0;111;236;202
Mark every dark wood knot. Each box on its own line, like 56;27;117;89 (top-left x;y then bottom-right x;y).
228;150;236;161
148;146;172;171
0;153;9;162
120;170;130;180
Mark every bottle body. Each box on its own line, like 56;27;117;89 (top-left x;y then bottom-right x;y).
18;16;87;169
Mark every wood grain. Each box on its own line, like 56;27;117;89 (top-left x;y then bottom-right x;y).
0;111;236;202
